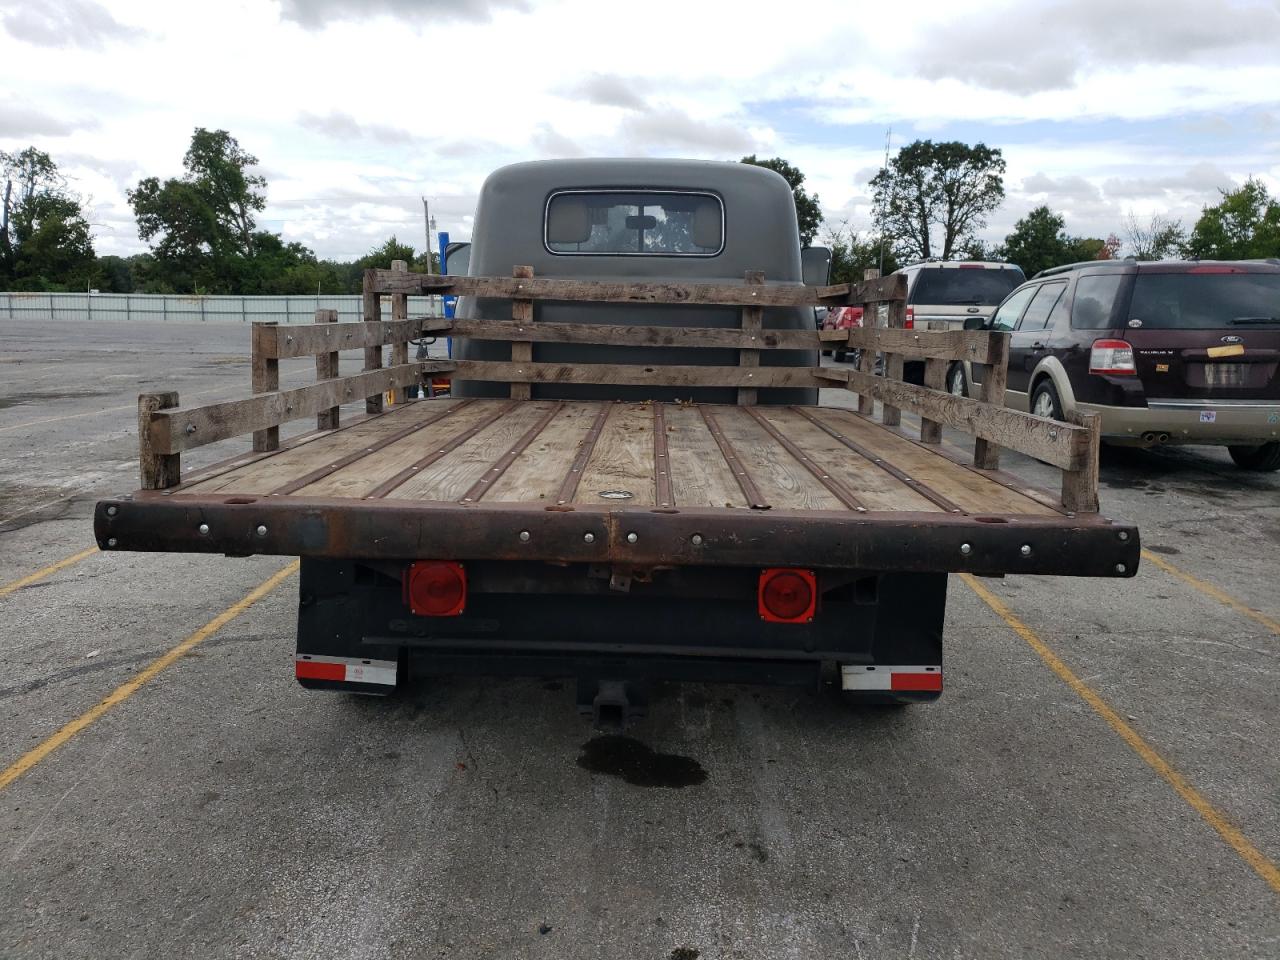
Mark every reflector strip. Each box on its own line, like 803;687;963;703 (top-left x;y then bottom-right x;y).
295;654;397;686
841;664;942;692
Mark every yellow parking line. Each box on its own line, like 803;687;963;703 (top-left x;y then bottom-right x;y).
0;546;99;599
1141;549;1280;638
0;560;299;792
961;573;1280;897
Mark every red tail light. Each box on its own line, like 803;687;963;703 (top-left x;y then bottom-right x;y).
405;561;467;616
904;306;914;329
1089;339;1136;375
758;568;817;623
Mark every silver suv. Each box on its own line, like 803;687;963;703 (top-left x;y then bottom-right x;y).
894;260;1025;389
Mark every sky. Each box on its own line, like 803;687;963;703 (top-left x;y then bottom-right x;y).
2;0;1279;262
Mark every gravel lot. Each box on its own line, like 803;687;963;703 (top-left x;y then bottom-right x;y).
1;319;1277;959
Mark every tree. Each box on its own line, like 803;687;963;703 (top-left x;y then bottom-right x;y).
741;155;822;245
1187;177;1280;260
999;206;1072;277
0;147;96;290
128;128;268;292
1123;212;1185;261
824;223;899;285
870;140;1006;261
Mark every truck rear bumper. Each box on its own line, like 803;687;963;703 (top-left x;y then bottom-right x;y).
95;495;1139;579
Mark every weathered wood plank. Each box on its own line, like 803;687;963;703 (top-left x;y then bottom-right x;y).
139;392;181;490
251;322;279;452
738;269;764;406
881;293;906;427
973;333;1010;469
152;362;455;454
840;328;1001;364
921;357;947;443
362;269;384;415
817;367;1091;472
390;260;410;405
449;319;821;351
510;265;534;401
314;308;340;430
373;270;828;306
577;403;657;506
263;319;446;359
1061;411;1101;514
451;360;826;390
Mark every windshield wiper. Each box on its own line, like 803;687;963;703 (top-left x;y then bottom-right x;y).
1229;316;1280;325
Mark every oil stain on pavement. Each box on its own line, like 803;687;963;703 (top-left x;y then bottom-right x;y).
576;735;707;788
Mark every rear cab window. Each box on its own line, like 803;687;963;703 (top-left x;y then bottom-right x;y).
909;268;1022;306
545;191;724;256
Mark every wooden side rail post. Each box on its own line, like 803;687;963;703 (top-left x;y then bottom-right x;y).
315;308;340;430
1061;411;1101;513
139;391;181;489
738;270;764;405
973;331;1010;469
251;322;279;452
362;270;383;414
510;265;534;400
873;269;908;428
921;357;946;442
389;260;410;405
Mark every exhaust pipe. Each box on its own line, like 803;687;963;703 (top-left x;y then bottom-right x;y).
1157;433;1170;444
1142;431;1158;444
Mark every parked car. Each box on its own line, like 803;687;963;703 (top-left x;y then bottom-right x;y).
821;304;863;362
894;259;1025;384
958;259;1280;470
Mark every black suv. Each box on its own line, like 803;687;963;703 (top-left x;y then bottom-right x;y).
959;259;1280;470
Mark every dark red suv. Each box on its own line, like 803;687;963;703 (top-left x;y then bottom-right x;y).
960;259;1280;470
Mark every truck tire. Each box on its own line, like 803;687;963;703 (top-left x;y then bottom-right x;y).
1228;442;1280;471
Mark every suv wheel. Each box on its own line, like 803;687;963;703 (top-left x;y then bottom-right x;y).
1031;381;1063;421
947;363;967;398
1228;442;1280;472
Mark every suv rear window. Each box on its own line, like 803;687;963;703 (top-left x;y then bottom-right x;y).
1128;273;1280;329
910;268;1022;306
545;191;724;256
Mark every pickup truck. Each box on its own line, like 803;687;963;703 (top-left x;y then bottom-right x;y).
95;159;1139;722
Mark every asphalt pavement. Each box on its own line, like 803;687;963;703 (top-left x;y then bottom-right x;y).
0;319;1277;959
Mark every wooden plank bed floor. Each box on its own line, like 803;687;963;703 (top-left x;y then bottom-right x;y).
172;397;1062;518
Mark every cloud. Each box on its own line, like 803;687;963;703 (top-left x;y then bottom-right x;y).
531;123;585;158
562;73;649;111
619;107;756;154
0;101;97;137
1101;162;1235;201
298;111;418;145
912;0;1280;94
1;0;145;49
277;0;528;28
1021;173;1102;202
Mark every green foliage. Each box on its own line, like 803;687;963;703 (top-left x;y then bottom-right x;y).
824;224;899;285
128;127;269;292
1;147;96;290
870;140;1006;261
740;155;823;245
1188;178;1280;260
998;205;1115;277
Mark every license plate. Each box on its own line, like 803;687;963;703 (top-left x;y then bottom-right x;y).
1203;363;1247;387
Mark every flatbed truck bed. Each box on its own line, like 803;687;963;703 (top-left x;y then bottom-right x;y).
98;395;1133;578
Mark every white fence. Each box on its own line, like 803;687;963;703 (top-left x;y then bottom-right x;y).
0;291;446;324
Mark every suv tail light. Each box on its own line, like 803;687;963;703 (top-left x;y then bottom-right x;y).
405;561;467;616
904;306;914;330
758;568;817;623
1089;339;1136;375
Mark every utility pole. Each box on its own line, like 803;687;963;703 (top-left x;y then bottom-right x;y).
422;196;433;274
878;126;892;275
